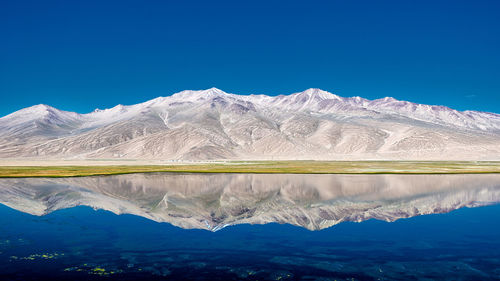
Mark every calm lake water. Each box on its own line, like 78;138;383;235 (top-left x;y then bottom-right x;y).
0;173;499;280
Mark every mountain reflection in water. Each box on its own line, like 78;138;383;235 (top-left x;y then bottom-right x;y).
1;173;499;231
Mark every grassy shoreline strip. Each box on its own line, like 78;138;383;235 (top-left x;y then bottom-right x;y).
0;161;500;177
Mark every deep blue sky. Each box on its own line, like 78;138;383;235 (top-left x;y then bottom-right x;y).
1;0;499;116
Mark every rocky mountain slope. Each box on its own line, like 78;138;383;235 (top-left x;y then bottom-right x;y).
1;88;500;160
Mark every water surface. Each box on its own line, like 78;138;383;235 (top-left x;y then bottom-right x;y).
0;173;499;280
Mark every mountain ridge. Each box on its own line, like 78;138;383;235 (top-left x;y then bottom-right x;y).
6;87;498;116
1;88;500;160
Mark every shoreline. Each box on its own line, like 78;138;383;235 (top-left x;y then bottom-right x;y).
0;160;499;177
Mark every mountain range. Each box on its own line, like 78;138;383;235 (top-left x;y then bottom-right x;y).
1;88;500;160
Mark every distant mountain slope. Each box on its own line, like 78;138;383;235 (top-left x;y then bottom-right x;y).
1;88;500;160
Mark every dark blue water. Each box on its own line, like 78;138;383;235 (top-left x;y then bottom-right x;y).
1;203;500;280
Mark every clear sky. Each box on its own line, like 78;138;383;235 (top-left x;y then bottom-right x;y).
1;0;499;116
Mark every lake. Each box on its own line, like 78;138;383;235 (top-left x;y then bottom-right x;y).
1;173;499;280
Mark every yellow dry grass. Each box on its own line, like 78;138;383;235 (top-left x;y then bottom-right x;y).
0;161;499;177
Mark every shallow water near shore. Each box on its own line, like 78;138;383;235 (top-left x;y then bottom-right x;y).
1;173;500;280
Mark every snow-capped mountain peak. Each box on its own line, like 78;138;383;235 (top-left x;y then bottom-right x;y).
300;88;342;100
8;104;58;118
170;88;229;102
1;104;81;126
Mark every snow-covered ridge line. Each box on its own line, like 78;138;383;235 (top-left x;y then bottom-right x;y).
2;87;498;116
2;87;499;131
